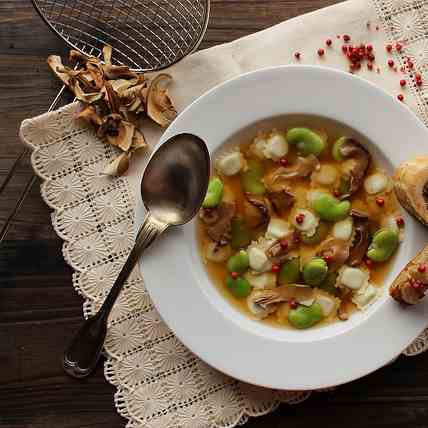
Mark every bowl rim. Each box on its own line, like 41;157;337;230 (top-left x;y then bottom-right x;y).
136;65;428;390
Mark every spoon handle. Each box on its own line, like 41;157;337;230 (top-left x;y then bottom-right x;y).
63;213;168;378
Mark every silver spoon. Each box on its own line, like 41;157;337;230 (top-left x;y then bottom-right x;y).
63;133;210;378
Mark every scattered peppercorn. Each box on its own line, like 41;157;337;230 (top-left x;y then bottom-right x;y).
388;59;394;67
294;52;301;60
400;79;406;87
326;38;332;47
375;196;385;206
280;239;289;250
396;216;405;227
343;34;351;42
289;298;298;309
397;94;404;101
396;42;403;52
386;43;393;52
318;48;325;56
296;213;305;224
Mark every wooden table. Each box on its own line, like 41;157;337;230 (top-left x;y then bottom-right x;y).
2;1;428;427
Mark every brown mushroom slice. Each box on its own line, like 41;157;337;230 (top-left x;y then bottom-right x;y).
77;105;102;128
269;155;320;183
337;138;370;199
147;74;177;127
105;81;121;114
266;188;295;215
69;49;89;64
69;78;104;103
243;193;272;228
200;202;236;244
103;152;130;176
251;284;315;308
131;129;147;152
47;55;71;86
267;230;300;263
317;238;350;271
97;113;122;138
394;156;428;225
107;120;135;151
390;244;428;305
348;209;370;266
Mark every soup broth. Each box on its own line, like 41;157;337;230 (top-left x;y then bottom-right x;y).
198;116;404;329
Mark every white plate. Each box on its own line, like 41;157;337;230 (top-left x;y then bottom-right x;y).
137;65;428;390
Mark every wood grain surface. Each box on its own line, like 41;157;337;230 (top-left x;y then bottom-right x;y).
2;1;428;427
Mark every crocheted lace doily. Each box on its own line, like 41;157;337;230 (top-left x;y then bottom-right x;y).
19;0;428;426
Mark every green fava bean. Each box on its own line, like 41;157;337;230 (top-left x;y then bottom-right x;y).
203;177;224;208
319;271;339;296
367;228;399;262
241;159;265;195
301;222;329;245
286;127;326;157
230;217;251;249
227;250;250;273
332;136;347;161
303;257;328;286
226;275;252;298
279;258;300;284
288;302;323;329
313;193;351;222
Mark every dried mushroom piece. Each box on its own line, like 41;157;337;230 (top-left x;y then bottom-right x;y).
317;238;350;272
147;74;177;127
390;244;428;305
268;155;320;182
104;152;130;176
47;45;175;176
348;210;370;266
243;193;272;228
199;202;236;244
394;156;428;226
266;188;295;215
335;138;370;199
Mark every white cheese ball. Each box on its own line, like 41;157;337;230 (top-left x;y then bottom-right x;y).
312;165;338;186
266;218;292;240
292;209;319;236
244;272;277;289
352;283;378;309
332;217;353;241
248;247;269;272
364;172;389;195
215;151;243;176
338;266;369;290
262;133;289;161
250;137;268;159
316;295;335;316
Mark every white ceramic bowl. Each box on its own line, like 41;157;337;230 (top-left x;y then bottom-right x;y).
137;65;428;390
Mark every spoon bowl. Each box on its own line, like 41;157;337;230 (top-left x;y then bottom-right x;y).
142;133;210;225
63;133;210;378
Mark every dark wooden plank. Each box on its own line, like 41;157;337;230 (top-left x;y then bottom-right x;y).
5;1;428;428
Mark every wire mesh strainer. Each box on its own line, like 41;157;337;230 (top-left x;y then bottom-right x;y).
33;0;210;71
0;0;210;242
